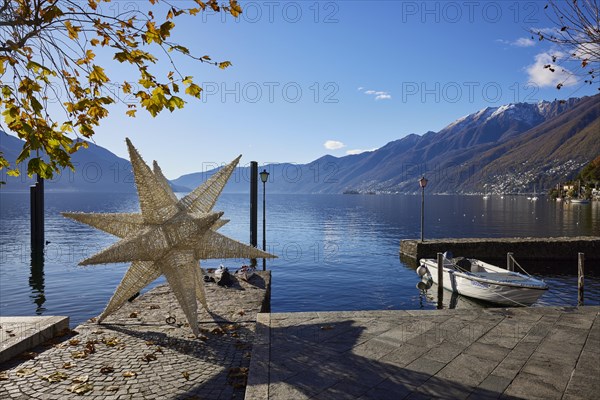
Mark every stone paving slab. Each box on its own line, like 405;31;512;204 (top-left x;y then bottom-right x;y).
0;271;270;399
246;306;600;399
0;316;70;364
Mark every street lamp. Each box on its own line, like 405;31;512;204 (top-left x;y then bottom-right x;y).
260;169;270;270
419;176;428;242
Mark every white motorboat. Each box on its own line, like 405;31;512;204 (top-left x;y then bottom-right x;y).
417;254;548;306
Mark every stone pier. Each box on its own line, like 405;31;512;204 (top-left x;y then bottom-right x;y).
400;236;600;262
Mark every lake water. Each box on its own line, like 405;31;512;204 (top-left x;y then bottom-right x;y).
1;192;599;327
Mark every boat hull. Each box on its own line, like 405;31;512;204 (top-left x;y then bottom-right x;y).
419;258;548;306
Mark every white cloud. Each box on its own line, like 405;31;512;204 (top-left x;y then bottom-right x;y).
375;94;392;100
324;140;345;150
357;86;364;91
346;148;377;155
574;42;600;61
526;52;578;88
497;37;536;47
513;37;535;47
359;88;392;100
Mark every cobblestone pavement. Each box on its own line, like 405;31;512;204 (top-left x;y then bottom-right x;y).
0;271;270;399
246;306;600;399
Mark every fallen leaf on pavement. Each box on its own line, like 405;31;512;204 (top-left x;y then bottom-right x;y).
41;371;68;383
15;368;36;377
71;350;88;359
100;366;114;374
72;375;89;384
69;382;93;394
141;353;157;362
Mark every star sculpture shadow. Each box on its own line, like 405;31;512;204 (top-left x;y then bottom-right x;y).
63;139;275;336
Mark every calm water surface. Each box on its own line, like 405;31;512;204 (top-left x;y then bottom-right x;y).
1;192;598;326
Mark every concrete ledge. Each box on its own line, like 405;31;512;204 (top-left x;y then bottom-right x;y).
246;313;271;400
400;236;600;261
0;316;69;363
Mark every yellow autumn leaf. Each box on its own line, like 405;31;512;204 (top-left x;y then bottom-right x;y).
72;375;89;384
185;83;202;98
69;382;93;394
89;65;108;83
41;371;69;383
64;21;81;40
71;350;88;359
219;61;232;69
122;81;132;94
229;0;242;17
15;368;36;377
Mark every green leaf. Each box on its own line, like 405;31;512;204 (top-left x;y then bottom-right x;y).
30;97;43;114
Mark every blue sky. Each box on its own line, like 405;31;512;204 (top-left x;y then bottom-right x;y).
63;1;600;178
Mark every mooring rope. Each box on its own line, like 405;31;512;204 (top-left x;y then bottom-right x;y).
507;255;576;305
509;254;534;278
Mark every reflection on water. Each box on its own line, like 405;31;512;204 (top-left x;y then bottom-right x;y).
29;251;46;314
0;192;598;326
417;281;504;310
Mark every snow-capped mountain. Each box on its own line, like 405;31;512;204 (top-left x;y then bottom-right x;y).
174;95;599;194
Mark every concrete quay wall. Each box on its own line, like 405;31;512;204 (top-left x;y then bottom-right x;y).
400;236;600;262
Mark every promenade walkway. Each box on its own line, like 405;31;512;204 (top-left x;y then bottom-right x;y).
2;273;598;399
246;306;599;399
0;271;270;399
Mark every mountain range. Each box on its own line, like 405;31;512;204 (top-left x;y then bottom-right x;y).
175;94;600;194
2;94;599;194
0;131;137;192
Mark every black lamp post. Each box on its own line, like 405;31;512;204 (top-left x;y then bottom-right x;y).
260;169;270;270
419;176;428;242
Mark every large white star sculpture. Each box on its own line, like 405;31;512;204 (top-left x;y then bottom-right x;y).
63;139;275;336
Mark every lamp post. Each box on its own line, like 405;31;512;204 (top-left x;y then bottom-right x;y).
260;169;270;270
419;176;428;242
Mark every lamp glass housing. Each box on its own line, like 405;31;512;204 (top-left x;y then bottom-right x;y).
260;169;270;183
